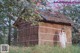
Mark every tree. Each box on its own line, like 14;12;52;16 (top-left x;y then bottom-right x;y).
0;0;47;45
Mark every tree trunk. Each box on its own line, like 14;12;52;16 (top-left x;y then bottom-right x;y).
13;28;17;45
8;18;11;45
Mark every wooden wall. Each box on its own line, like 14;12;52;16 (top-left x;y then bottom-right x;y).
17;23;38;46
17;21;72;46
38;22;72;46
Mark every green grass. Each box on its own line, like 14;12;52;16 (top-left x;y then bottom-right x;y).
9;45;80;53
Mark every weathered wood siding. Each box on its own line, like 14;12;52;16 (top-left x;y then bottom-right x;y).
17;23;38;46
38;22;72;46
17;21;72;46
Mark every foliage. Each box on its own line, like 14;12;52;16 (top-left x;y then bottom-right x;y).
0;0;44;45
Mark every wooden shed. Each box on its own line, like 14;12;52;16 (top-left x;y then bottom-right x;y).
14;10;72;46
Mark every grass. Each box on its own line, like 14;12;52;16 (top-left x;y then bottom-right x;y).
9;45;80;53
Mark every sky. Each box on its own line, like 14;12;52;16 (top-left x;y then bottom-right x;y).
46;0;80;11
